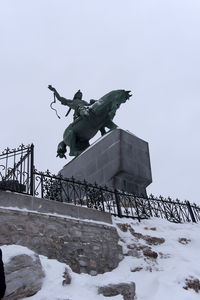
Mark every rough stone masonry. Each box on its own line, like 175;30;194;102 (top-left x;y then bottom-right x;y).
0;206;123;275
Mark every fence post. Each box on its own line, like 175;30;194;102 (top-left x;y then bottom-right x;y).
134;197;141;222
30;144;34;196
114;189;122;218
147;198;153;217
41;174;44;199
99;187;105;212
186;200;196;223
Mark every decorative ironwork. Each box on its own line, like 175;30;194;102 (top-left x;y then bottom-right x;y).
0;144;34;195
32;168;200;224
0;144;200;224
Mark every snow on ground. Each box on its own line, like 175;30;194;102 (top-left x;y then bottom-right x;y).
112;217;200;300
2;217;200;300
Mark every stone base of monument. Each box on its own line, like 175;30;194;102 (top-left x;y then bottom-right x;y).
59;129;152;196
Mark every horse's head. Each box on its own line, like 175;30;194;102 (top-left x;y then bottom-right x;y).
106;90;132;119
89;89;132;122
109;89;132;106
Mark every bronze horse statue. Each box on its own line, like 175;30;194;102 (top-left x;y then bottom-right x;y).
48;86;132;158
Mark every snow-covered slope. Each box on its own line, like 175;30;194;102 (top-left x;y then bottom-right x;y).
2;217;200;300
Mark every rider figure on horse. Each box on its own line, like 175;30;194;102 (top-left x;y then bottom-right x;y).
48;85;95;121
48;85;132;158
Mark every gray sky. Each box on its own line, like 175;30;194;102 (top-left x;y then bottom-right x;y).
1;0;200;204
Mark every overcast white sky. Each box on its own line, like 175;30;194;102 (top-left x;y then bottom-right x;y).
0;0;200;204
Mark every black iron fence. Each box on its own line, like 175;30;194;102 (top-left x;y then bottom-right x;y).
0;144;34;195
0;144;200;224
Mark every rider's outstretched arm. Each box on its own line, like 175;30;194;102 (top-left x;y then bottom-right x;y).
48;85;74;108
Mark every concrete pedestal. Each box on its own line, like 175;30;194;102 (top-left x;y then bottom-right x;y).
59;129;152;196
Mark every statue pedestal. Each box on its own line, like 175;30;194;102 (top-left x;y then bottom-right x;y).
59;129;152;196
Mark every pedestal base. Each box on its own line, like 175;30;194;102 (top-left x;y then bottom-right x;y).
59;129;152;196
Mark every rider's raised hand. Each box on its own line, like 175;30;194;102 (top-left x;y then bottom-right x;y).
48;85;55;92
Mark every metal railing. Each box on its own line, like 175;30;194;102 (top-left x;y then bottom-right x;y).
33;169;200;223
0;144;200;224
0;144;34;195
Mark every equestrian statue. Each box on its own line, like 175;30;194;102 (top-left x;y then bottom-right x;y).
48;85;132;158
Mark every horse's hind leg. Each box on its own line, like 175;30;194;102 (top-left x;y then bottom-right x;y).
105;120;117;130
57;141;67;158
99;121;117;136
100;127;106;136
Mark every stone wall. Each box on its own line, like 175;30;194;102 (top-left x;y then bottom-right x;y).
0;202;123;275
0;190;112;224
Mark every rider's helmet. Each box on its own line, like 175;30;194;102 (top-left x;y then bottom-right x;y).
73;90;83;100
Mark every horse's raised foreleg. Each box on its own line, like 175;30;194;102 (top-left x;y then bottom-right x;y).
57;141;67;158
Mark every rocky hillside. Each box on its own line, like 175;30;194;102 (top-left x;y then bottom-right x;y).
1;216;200;299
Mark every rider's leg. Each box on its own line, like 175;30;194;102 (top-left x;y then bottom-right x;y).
79;106;89;118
